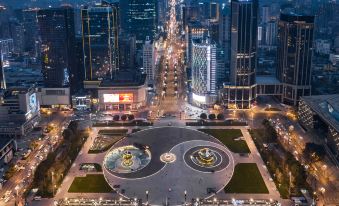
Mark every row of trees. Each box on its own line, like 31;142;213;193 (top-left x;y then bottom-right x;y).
200;113;225;120
112;114;135;121
28;121;89;197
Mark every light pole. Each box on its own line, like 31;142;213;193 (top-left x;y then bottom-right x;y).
146;190;149;204
184;190;187;205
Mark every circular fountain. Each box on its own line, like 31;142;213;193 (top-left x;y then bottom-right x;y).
189;147;222;168
104;145;151;173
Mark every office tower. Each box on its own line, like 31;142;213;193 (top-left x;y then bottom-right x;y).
158;0;168;26
225;0;258;109
119;0;157;48
277;11;315;106
81;4;119;81
191;38;217;106
119;35;136;70
21;8;40;58
8;18;24;54
38;6;75;88
219;5;231;69
265;20;277;47
261;5;270;24
210;2;220;21
142;37;155;85
185;21;207;68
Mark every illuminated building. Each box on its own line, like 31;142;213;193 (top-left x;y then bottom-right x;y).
97;71;147;111
265;20;277;48
81;4;119;82
221;0;258;109
277;11;314;106
0;51;6;89
142;37;155;85
191;38;217;107
298;95;339;163
185;21;207;68
0;138;16;167
0;87;40;137
37;6;75;88
120;0;157;48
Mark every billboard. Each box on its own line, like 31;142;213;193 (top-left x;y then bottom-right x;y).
103;93;133;103
29;93;39;113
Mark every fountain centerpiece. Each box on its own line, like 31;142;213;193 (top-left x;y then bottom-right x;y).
122;151;133;167
104;145;151;174
197;148;214;164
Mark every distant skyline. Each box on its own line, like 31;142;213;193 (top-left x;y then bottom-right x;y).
1;0;287;9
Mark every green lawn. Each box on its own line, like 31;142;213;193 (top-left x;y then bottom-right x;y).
225;163;269;194
68;174;113;193
199;129;250;153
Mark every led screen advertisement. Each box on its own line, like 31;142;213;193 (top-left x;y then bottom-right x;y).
29;93;39;113
103;93;133;103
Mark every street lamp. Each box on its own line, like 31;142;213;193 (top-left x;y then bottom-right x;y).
146;190;149;204
184;190;187;204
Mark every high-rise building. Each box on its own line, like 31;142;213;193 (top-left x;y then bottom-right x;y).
185;21;207;68
191;38;217;107
119;34;136;70
277;11;315;105
82;4;119;82
265;20;277;47
21;8;40;58
37;6;75;88
222;0;258;109
142;37;155;85
8;18;24;54
261;5;270;24
119;0;157;48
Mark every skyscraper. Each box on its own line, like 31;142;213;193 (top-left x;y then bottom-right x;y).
223;0;258;109
185;21;207;69
37;6;75;88
81;4;119;81
191;38;217;106
119;0;157;48
277;11;315;105
142;37;155;85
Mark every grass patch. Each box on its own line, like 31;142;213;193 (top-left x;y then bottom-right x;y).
93;121;153;127
68;174;113;193
225;163;268;194
186;120;247;126
88;135;123;154
199;129;250;153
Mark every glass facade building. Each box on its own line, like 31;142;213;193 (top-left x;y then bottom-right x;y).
191;39;217;106
222;0;258;109
37;6;75;88
81;5;119;81
119;0;157;48
277;12;314;106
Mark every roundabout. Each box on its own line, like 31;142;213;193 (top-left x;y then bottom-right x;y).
102;127;235;205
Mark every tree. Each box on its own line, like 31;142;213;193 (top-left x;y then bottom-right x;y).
113;115;120;121
200;113;207;119
128;114;135;121
217;113;224;120
208;113;216;120
303;143;326;162
121;114;127;121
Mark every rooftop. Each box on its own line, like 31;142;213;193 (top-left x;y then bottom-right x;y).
256;76;281;85
99;70;146;88
301;95;339;132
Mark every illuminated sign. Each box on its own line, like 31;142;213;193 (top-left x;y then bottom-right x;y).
193;93;206;103
103;93;133;103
